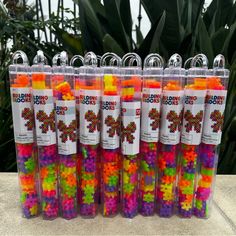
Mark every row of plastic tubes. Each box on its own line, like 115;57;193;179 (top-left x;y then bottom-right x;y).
9;50;228;220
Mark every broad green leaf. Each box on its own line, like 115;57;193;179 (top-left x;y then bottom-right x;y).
120;0;132;41
74;0;104;53
53;26;84;55
222;22;236;64
138;11;166;60
204;0;234;31
150;11;166;53
141;0;160;25
135;25;143;48
143;0;184;54
196;17;214;64
103;0;131;52
102;34;125;56
211;27;228;55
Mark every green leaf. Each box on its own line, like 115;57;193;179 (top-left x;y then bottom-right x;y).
102;34;125;56
141;0;160;25
103;0;131;51
211;27;229;55
53;26;83;55
222;22;236;64
74;0;104;53
138;11;166;60
196;17;214;64
204;0;234;31
143;0;184;54
120;0;132;41
135;25;143;48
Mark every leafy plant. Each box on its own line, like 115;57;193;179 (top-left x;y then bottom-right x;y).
1;0;236;173
68;0;236;173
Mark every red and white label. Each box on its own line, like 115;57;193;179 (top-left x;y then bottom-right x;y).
121;101;141;155
141;88;161;142
101;95;120;149
160;90;184;145
33;89;56;146
181;89;206;145
79;89;100;145
202;90;227;145
56;100;76;155
10;87;34;143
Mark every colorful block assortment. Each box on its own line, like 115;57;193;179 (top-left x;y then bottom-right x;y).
9;51;229;220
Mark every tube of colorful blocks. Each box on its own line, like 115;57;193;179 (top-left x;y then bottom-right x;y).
194;54;229;218
78;52;101;218
70;55;84;208
52;51;77;219
9;50;40;218
32;50;59;219
158;54;185;217
177;54;208;218
100;53;121;217
120;53;142;218
140;54;163;216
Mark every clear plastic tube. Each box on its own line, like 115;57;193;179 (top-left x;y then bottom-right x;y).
78;52;101;218
52;51;77;219
70;55;84;211
194;54;229;218
100;53;121;217
9;50;40;218
32;50;59;219
158;54;185;217
177;54;208;218
140;54;163;216
120;53;142;218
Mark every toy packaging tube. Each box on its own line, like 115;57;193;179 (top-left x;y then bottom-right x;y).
120;53;142;218
158;54;185;217
194;54;229;218
32;50;59;219
70;55;84;208
140;54;163;216
52;51;77;219
177;54;208;218
9;51;40;218
78;52;100;218
100;53;121;217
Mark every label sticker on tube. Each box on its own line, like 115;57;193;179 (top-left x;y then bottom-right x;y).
160;90;184;145
121;101;141;155
10;87;34;143
101;95;120;149
202;89;227;145
141;88;161;142
74;90;80;138
56;100;76;155
33;89;56;146
181;89;206;145
79;89;100;145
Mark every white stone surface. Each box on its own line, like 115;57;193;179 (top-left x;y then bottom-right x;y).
0;173;235;235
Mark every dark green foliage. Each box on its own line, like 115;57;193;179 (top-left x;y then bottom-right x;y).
1;0;236;173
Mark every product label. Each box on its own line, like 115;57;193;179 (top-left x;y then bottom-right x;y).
56;100;76;155
79;89;100;145
75;90;80;138
10;87;34;143
121;101;141;155
160;90;184;145
101;96;120;149
181;89;206;145
33;89;56;146
202;90;227;145
141;88;161;142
